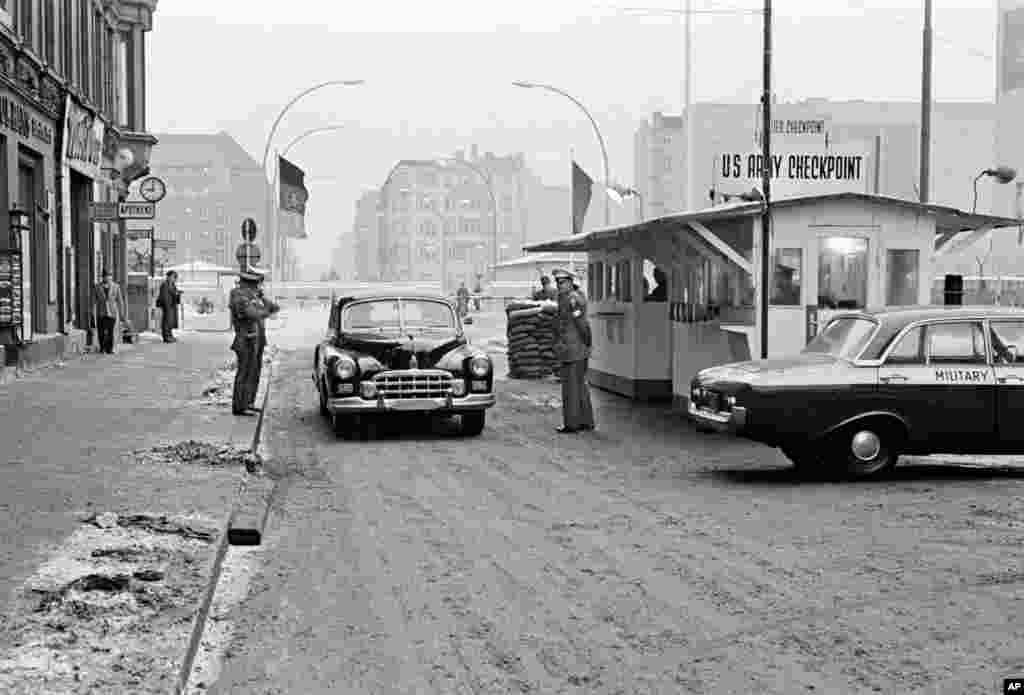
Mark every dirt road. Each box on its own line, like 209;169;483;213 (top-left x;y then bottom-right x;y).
207;342;1024;694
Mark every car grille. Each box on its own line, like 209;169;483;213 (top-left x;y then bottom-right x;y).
373;370;453;399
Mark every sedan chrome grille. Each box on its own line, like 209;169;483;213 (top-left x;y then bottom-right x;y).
373;369;453;399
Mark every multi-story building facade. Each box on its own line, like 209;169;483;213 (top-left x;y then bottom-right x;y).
369;146;588;290
349;189;379;282
148;131;266;270
635;100;999;218
0;0;159;364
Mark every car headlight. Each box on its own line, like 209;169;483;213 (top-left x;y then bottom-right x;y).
468;355;491;378
334;356;357;380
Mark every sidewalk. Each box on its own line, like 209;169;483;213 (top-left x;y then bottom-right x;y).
0;329;262;607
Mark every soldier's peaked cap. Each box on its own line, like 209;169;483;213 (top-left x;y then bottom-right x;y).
551;268;577;281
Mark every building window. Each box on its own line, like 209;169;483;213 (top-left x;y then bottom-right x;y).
818;236;868;310
616;259;632;302
61;0;73;79
77;0;88;99
42;0;54;64
17;0;32;46
771;248;802;305
92;10;103;108
886;249;919;306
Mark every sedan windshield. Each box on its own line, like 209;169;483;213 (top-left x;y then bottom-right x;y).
803;316;877;360
342;299;455;333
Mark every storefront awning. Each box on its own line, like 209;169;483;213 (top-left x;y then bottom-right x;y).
523;192;1024;255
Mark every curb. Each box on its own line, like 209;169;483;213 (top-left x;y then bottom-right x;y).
173;356;278;695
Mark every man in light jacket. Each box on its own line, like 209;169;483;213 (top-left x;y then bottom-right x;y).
93;270;126;354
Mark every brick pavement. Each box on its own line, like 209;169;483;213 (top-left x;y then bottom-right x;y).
0;329;265;606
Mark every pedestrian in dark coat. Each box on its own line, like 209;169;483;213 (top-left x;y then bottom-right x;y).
156;270;182;342
551;268;594;433
93;270;126;354
229;265;279;416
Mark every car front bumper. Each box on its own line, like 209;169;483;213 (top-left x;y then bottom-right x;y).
328;392;495;415
687;400;748;434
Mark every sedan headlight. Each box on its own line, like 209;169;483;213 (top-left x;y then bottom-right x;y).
334;356;357;380
468;355;491;378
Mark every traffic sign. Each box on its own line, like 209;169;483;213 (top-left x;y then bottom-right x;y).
241;217;257;241
89;202;119;221
118;201;155;219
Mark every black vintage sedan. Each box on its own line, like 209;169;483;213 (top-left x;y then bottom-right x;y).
313;291;496;438
689;306;1024;479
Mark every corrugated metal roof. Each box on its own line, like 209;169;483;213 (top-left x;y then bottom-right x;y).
523;192;1023;253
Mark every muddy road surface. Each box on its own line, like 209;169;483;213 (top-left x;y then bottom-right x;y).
207;346;1024;694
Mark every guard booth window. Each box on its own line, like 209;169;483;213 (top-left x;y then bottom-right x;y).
642;259;667;302
818;236;868;310
771;248;802;305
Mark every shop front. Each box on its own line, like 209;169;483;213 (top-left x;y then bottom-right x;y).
0;82;60;360
62;95;105;345
524;192;1021;410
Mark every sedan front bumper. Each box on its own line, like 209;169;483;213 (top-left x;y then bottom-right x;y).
687;400;748;434
328;392;495;414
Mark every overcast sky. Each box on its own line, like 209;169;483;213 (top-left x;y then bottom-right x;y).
146;1;998;277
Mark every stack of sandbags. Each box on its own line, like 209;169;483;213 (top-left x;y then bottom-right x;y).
506;300;559;379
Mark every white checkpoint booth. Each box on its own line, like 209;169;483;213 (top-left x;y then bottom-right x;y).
524;192;1021;410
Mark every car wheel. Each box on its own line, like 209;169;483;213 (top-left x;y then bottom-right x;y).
830;421;901;480
460;411;486;437
318;378;330;417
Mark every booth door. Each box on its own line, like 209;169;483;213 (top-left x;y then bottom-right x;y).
670;261;689;405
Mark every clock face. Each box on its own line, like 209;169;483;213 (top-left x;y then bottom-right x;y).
140;177;166;203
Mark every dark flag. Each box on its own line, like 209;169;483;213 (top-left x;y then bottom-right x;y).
572;160;593;236
278;155;309;239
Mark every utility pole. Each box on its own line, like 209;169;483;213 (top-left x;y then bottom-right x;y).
919;0;933;203
760;0;772;359
683;0;695;211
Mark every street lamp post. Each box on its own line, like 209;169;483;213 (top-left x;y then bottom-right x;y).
281;124;353;158
972;166;1017;213
512;81;611;226
260;79;364;288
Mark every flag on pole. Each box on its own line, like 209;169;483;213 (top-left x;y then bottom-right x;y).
571;160;593;236
278;155;309;239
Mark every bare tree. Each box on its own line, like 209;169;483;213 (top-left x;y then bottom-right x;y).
975;235;995;299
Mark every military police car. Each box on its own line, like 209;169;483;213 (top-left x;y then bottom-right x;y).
689;306;1024;479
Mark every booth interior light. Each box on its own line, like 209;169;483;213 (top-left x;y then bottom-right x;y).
822;237;867;256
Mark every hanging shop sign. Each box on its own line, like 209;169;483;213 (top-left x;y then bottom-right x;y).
713;144;869;199
64;96;105;179
0;88;53;149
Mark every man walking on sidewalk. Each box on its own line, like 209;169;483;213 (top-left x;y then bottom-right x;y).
93;270;126;355
229;265;278;416
156;270;182;343
551;268;595;433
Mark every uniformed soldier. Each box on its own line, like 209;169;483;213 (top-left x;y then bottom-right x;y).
229;265;279;416
551;268;595;433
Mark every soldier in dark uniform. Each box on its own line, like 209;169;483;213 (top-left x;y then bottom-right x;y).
229;265;279;416
551;268;595;433
253;279;279;408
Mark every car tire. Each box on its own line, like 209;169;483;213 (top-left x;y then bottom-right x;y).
460;411;486;437
318;378;330;418
829;421;901;480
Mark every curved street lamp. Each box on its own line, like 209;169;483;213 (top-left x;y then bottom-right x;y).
973;166;1017;213
281;124;354;158
512;80;610;226
260;79;365;284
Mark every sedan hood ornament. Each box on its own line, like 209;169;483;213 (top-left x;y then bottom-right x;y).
408;334;418;369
